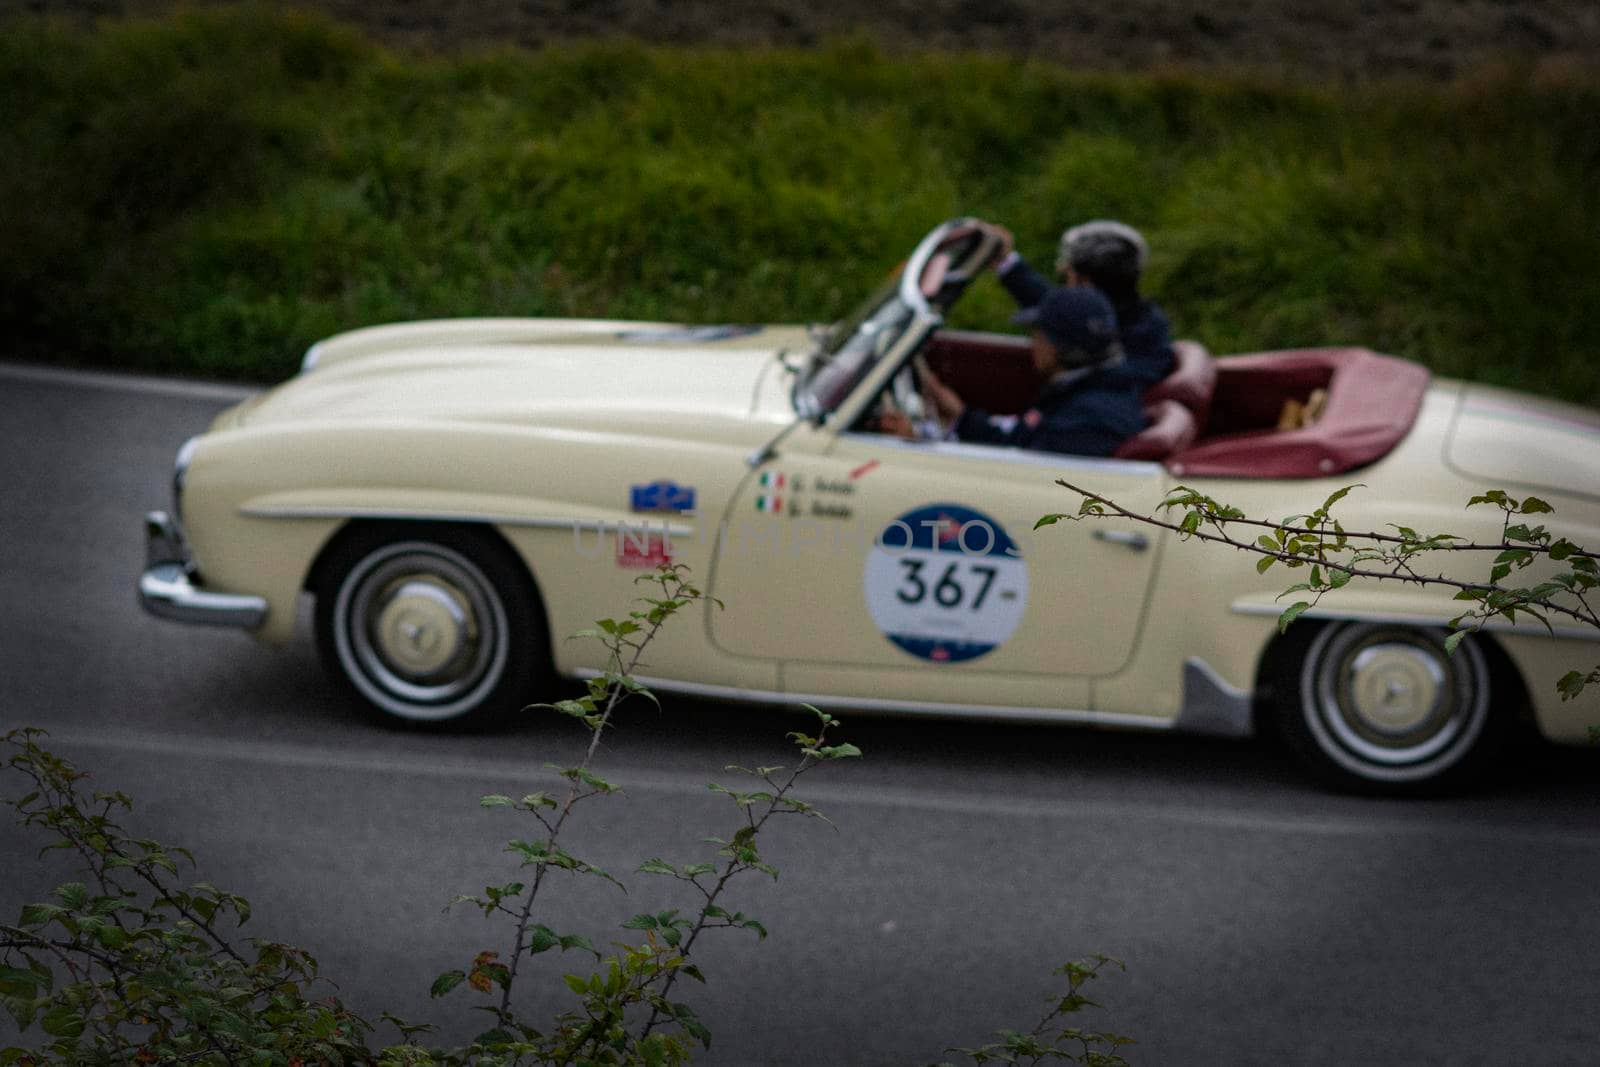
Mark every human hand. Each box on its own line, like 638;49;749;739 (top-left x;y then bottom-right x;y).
920;365;966;423
876;406;917;439
986;223;1015;264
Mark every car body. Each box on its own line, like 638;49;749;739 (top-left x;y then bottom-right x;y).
140;219;1600;791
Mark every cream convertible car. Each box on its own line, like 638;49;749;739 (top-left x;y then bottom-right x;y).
140;219;1599;792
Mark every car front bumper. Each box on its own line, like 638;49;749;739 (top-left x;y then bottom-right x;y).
138;510;267;628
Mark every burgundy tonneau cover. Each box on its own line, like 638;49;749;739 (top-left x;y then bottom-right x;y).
1167;347;1431;479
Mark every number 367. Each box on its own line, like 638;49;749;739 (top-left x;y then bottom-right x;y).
895;559;998;610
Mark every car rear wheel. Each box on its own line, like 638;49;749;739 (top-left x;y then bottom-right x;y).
1271;621;1500;793
314;524;546;728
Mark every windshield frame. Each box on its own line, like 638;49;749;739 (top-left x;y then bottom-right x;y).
794;218;988;422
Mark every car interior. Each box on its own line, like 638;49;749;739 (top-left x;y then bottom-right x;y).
908;330;1432;478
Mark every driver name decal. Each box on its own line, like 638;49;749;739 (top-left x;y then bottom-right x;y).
863;504;1027;663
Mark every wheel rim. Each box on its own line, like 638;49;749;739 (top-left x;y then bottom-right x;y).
1300;623;1490;783
332;541;510;722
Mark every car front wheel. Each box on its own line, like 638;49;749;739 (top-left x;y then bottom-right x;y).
314;524;546;728
1272;621;1501;793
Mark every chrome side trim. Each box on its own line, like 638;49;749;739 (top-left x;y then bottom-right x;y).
838;431;1164;475
570;671;1175;731
1229;600;1600;643
236;505;695;538
1173;657;1255;739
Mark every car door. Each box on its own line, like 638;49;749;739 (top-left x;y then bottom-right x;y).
707;422;1171;711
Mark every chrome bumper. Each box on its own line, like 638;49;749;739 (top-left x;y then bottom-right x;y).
138;511;267;629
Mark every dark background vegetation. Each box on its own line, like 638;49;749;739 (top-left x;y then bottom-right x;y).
10;0;1600;80
1;4;1597;401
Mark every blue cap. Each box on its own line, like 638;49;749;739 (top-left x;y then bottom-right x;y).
1012;287;1119;364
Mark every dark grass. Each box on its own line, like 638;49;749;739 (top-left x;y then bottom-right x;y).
2;7;1597;402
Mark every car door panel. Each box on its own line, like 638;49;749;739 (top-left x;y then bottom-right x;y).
707;426;1170;709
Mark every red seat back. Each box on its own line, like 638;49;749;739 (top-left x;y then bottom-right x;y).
922;330;1043;415
1165;347;1431;478
1114;399;1198;461
1144;340;1216;427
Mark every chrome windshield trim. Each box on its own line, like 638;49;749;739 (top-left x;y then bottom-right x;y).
1229;600;1600;642
570;671;1175;731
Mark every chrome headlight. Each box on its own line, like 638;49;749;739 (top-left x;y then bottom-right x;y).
174;436;199;521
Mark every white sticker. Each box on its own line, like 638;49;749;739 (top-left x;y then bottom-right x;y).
863;504;1028;663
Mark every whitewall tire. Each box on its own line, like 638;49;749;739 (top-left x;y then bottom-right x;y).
313;524;546;727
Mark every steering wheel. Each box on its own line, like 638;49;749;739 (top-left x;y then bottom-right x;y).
891;361;927;424
887;355;955;440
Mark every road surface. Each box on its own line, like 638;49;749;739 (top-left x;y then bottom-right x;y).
1;363;1596;1064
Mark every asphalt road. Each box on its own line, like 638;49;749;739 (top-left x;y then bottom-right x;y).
1;363;1597;1065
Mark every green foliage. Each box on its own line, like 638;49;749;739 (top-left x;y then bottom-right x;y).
940;955;1134;1066
1054;479;1600;703
425;567;867;1063
0;727;394;1063
2;8;1599;403
2;567;1124;1063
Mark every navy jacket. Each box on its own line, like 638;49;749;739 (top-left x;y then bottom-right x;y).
955;367;1148;457
999;255;1175;389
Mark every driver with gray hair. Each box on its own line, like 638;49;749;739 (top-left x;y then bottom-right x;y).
990;219;1175;388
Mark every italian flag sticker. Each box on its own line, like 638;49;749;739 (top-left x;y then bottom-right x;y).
759;471;787;489
755;495;783;513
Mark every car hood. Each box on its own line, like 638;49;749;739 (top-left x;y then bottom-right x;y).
1447;383;1600;504
228;319;811;432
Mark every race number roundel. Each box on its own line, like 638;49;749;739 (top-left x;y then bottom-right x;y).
864;504;1028;663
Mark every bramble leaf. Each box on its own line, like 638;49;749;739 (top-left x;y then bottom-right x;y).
1278;601;1312;633
430;970;465;998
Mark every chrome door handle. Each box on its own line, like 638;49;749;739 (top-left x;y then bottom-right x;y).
1093;529;1149;551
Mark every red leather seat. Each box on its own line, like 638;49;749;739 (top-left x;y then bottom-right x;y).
1114;399;1199;461
1165;347;1430;479
1144;340;1217;427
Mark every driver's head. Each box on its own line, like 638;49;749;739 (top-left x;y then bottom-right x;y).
1056;220;1149;303
1013;286;1120;375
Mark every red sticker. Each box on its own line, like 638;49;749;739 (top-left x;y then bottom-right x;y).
616;532;673;569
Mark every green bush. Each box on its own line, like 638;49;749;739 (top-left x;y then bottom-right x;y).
1;568;1131;1064
2;8;1597;402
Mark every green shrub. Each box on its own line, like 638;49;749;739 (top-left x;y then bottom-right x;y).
2;8;1596;402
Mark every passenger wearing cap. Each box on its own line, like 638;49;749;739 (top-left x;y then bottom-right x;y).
991;219;1175;388
910;286;1148;457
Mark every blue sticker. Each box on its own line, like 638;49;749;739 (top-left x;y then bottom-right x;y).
863;504;1028;663
630;480;697;514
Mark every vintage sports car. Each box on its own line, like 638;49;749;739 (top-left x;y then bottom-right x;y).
139;219;1600;792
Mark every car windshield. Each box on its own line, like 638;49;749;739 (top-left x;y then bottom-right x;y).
794;218;993;419
795;272;914;417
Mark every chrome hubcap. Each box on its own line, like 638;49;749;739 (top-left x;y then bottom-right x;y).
1302;624;1490;781
1346;643;1445;736
373;579;472;680
333;542;509;721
